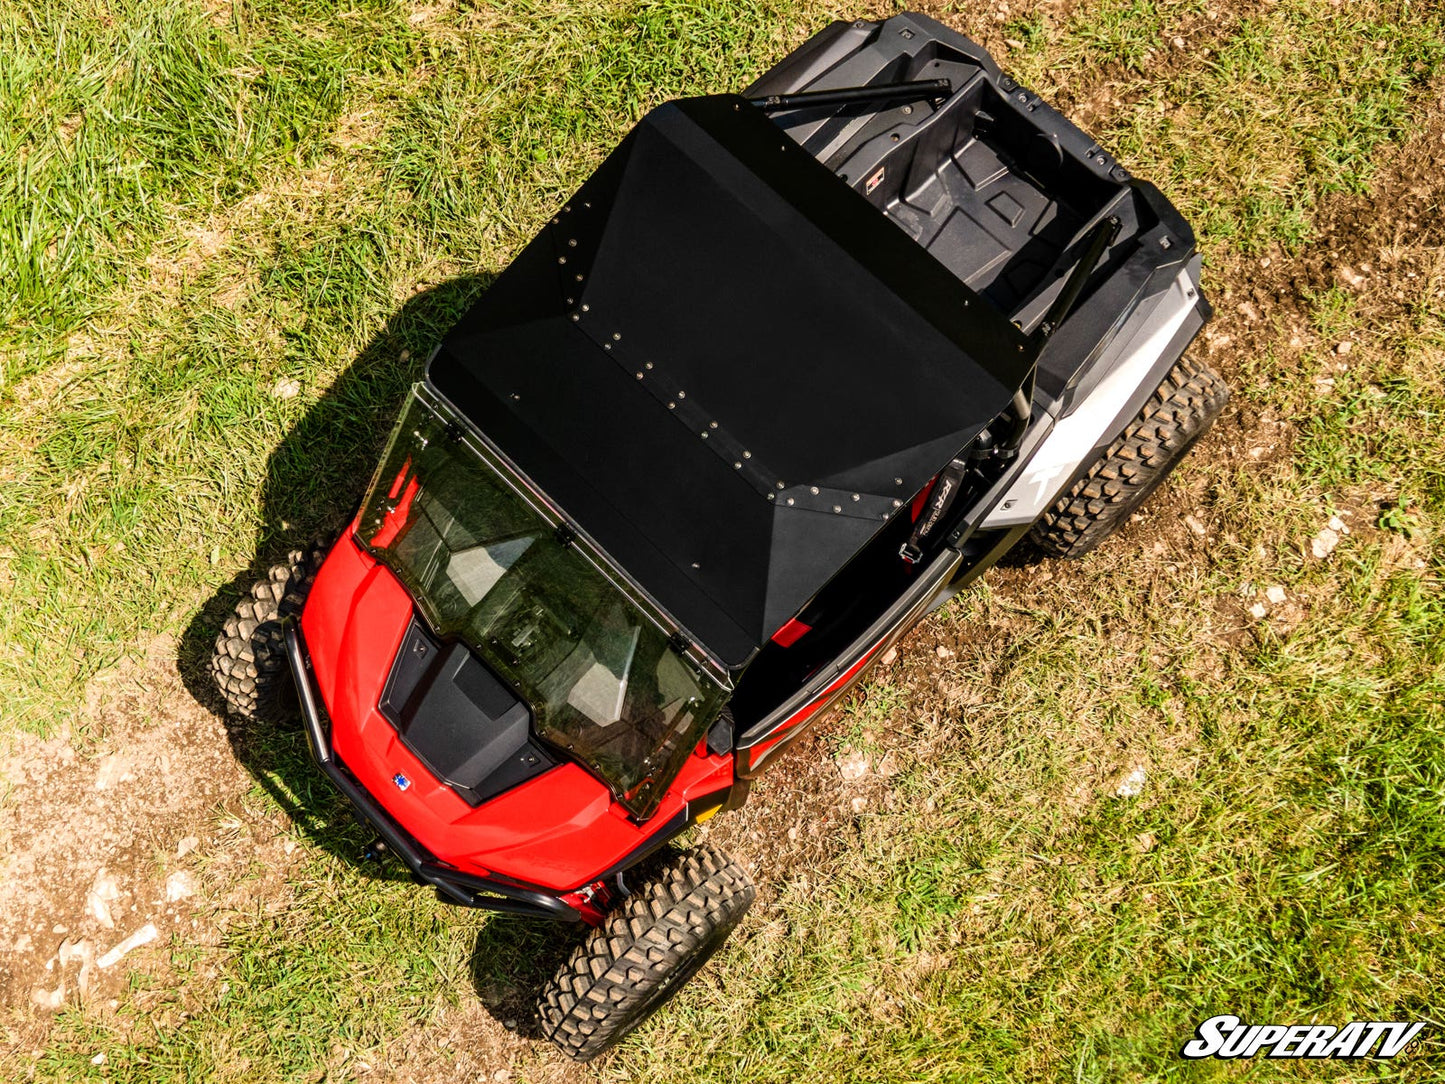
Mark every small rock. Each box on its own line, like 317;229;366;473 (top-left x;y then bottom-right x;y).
1235;300;1259;322
86;870;119;929
1115;767;1147;798
1336;265;1366;288
1335;341;1353;355
1248;446;1266;459
850;796;869;814
1311;527;1340;559
165;871;197;902
14;933;33;954
31;983;65;1011
1248;602;1267;619
58;938;93;968
1134;832;1157;852
787;827;798;841
1265;585;1287;604
1004;37;1024;48
880;646;898;666
91;1054;106;1066
935;644;954;659
97;924;159;969
1328;514;1348;534
176;836;200;857
494;1070;511;1082
835;751;869;782
1172;35;1185;48
1184;514;1206;536
876;753;900;777
270;377;302;400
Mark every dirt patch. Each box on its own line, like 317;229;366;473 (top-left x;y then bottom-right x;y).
0;635;302;1027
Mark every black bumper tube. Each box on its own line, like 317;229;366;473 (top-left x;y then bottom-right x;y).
283;618;581;922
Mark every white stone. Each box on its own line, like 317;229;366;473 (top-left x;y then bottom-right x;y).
1311;527;1341;559
270;377;302;400
176;836;200;857
165;871;197;902
1115;767;1147;798
1265;586;1288;604
86;870;119;929
835;751;869;781
97;924;159;969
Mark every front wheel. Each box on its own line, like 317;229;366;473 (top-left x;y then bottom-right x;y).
537;845;755;1061
1029;356;1230;559
210;544;328;720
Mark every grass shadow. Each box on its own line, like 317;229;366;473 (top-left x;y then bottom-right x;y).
469;916;586;1038
176;273;492;872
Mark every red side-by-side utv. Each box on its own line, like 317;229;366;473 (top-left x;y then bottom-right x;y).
211;12;1226;1060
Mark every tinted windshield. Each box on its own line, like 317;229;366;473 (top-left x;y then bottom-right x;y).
355;386;726;818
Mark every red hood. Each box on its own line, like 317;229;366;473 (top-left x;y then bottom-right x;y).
299;533;732;891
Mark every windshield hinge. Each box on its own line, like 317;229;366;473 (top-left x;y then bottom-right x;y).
554;523;577;548
668;631;693;656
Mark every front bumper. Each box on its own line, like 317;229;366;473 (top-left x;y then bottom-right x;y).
283;618;581;922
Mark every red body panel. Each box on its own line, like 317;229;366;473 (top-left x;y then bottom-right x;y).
300;533;733;893
770;617;812;648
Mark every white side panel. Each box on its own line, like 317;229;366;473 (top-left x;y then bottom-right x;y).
980;270;1197;529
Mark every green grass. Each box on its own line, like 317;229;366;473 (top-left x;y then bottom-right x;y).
6;0;1445;1079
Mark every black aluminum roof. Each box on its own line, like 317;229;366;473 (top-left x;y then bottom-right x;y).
429;94;1032;669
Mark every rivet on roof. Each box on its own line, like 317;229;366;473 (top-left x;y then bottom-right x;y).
851;494;860;501
677;390;686;399
700;431;709;439
810;486;819;495
786;498;795;506
581;304;590;312
894;477;904;485
558;256;567;265
567;238;577;248
776;481;785;490
644;362;653;370
667;401;676;410
612;332;622;341
708;421;718;429
635;372;644;380
733;462;742;469
742;450;751;459
892;499;903;508
570;313;580;322
832;505;842;513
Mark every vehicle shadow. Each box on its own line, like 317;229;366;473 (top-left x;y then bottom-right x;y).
468;916;584;1037
176;273;492;872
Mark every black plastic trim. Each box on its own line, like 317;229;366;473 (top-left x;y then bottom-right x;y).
284;619;582;922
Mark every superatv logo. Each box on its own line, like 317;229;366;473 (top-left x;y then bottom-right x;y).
1182;1015;1426;1059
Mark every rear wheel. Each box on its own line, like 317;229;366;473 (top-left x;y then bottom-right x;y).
537;845;755;1061
211;544;328;720
1029;356;1229;559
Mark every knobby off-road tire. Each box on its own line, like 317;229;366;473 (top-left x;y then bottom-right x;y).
210;544;327;720
537;845;756;1061
1029;356;1230;559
